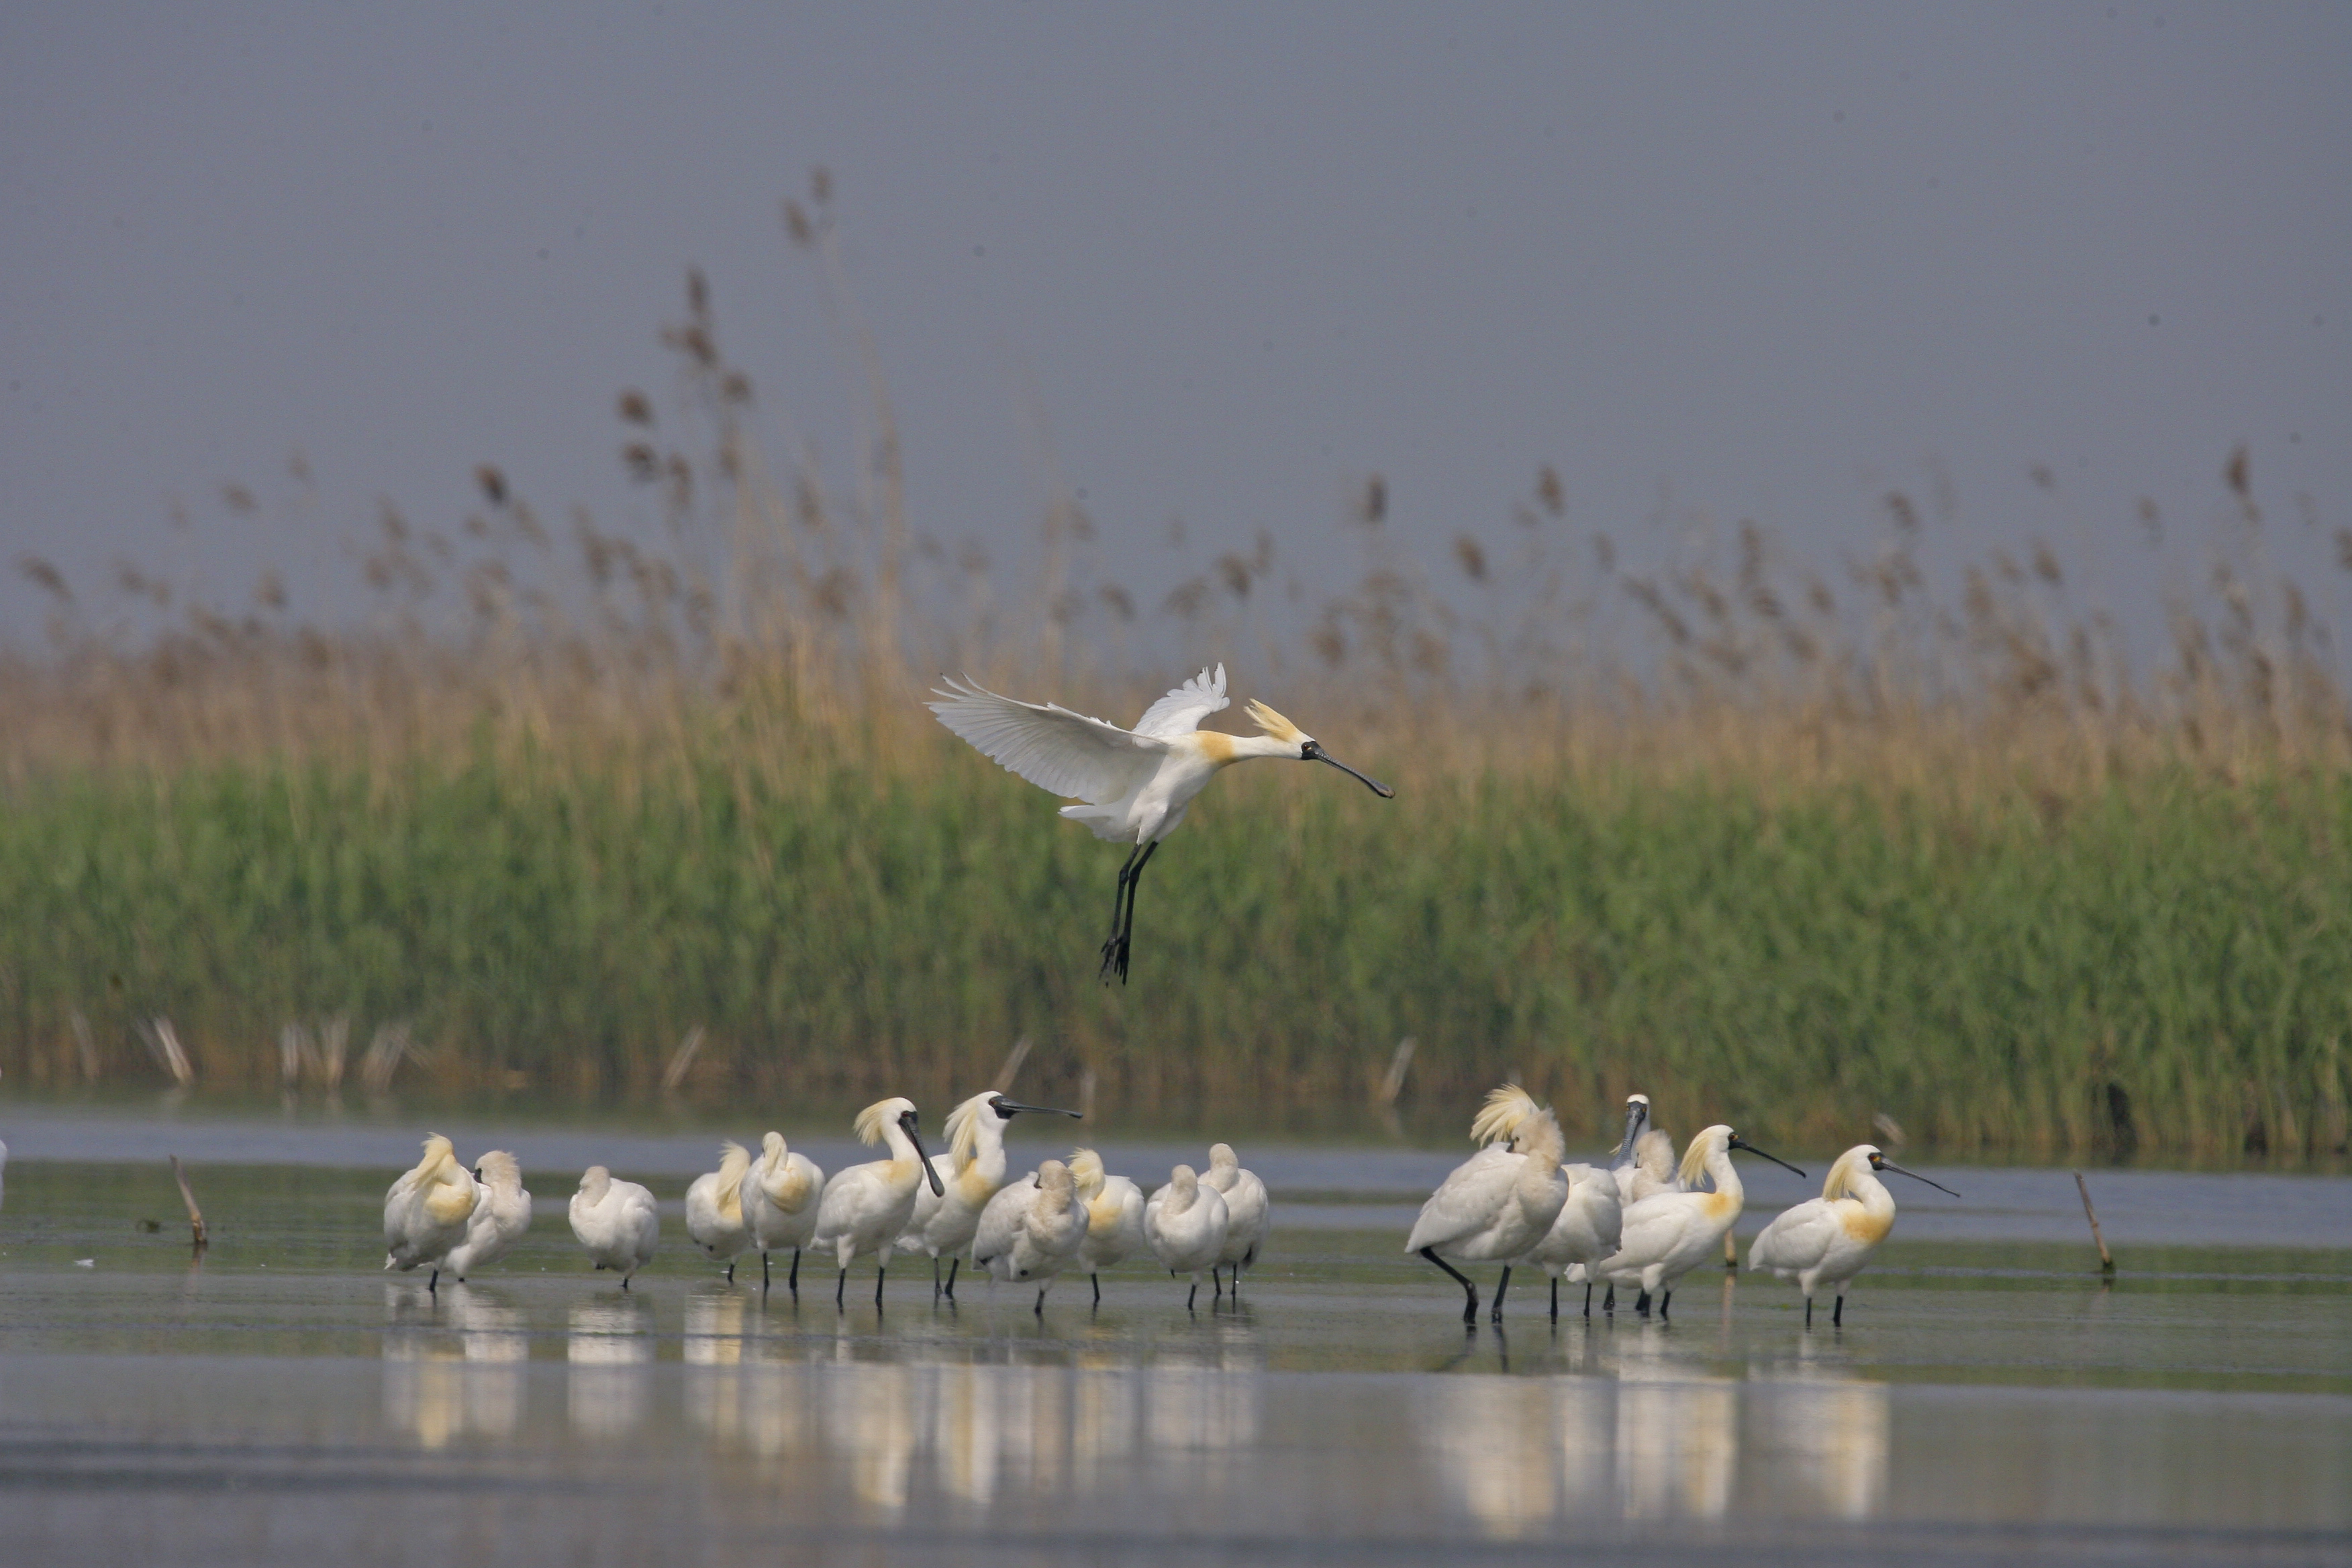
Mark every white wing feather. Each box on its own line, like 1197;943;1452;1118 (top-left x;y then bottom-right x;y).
1749;1197;1840;1274
929;676;1167;803
1132;664;1228;738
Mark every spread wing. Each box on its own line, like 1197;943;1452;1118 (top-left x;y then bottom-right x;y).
1132;664;1228;738
929;676;1168;803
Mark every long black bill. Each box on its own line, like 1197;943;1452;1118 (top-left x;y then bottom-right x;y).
1879;1160;1961;1197
1304;742;1395;799
997;1101;1084;1119
1728;1135;1808;1180
905;1121;945;1196
1616;1100;1647;1163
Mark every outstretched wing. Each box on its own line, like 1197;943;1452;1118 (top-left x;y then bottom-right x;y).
1132;663;1229;738
929;676;1168;804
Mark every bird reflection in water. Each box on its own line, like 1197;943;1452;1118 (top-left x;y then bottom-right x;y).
1614;1329;1738;1520
381;1281;526;1447
567;1295;654;1438
1748;1342;1890;1520
684;1287;747;1444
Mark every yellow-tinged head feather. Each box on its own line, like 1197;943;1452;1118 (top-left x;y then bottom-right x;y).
717;1141;752;1181
408;1132;458;1181
1469;1084;1543;1146
1244;699;1305;746
853;1099;899;1147
945;1093;991;1165
1067;1147;1106;1196
1679;1125;1735;1189
1822;1145;1876;1203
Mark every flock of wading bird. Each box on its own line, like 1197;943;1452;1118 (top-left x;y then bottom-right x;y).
383;666;1956;1328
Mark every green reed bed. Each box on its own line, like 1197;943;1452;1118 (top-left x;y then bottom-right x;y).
3;738;2345;1160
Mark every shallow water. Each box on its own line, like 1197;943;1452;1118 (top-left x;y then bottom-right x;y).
1;1113;2347;1565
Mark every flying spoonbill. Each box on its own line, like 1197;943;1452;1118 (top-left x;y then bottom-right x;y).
1749;1144;1959;1326
897;1091;1083;1297
570;1166;660;1287
928;665;1394;981
1204;1142;1270;1294
1144;1163;1230;1309
1590;1126;1805;1320
446;1150;531;1281
384;1133;480;1291
685;1142;754;1281
811;1097;945;1309
1523;1162;1622;1319
1404;1085;1569;1324
1068;1147;1146;1303
740;1131;824;1293
972;1158;1091;1312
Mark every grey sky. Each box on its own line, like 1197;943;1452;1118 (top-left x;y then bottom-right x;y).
3;3;2346;665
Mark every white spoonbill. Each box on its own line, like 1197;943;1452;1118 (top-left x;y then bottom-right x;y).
1523;1162;1622;1320
1614;1096;1684;1206
685;1141;754;1281
810;1097;945;1310
740;1131;824;1293
1591;1126;1806;1320
1749;1144;1959;1327
897;1091;1083;1297
569;1166;660;1287
971;1158;1091;1313
384;1133;481;1291
1068;1147;1146;1304
1404;1085;1569;1324
446;1150;531;1281
1144;1163;1230;1309
1204;1142;1270;1295
928;665;1394;982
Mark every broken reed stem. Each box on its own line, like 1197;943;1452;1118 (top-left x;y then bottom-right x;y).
993;1035;1033;1093
169;1155;207;1251
1378;1037;1416;1106
658;1024;707;1093
2073;1170;2115;1275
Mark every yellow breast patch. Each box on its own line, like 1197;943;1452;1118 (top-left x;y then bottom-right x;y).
1839;1206;1894;1246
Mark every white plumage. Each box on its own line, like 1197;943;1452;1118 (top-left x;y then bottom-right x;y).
897;1090;1083;1297
811;1097;945;1309
569;1165;660;1287
445;1150;530;1281
384;1133;481;1290
740;1130;824;1293
1144;1164;1230;1309
1590;1125;1807;1320
971;1159;1090;1312
1521;1162;1623;1319
1749;1143;1957;1327
1405;1085;1569;1324
1067;1147;1146;1303
685;1142;754;1280
1203;1142;1270;1292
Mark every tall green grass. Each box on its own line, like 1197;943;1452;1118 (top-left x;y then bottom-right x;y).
3;730;2344;1159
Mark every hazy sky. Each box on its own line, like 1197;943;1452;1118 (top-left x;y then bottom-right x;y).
3;3;2346;658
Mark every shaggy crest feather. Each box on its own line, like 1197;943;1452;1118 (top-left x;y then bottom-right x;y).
852;1099;897;1147
1067;1147;1106;1194
1679;1128;1721;1189
712;1142;750;1219
1469;1084;1543;1146
945;1093;989;1165
1821;1145;1873;1204
1244;699;1304;744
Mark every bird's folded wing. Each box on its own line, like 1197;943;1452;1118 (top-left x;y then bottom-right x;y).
1404;1155;1521;1253
1748;1199;1836;1270
930;677;1167;803
1132;663;1229;738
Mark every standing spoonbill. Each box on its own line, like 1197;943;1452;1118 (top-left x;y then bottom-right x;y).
1144;1164;1230;1310
1068;1148;1146;1304
570;1166;660;1287
446;1150;531;1281
897;1091;1083;1298
1589;1126;1806;1320
1405;1085;1569;1324
1204;1142;1270;1295
1749;1144;1959;1327
811;1097;945;1310
384;1133;481;1291
685;1142;754;1281
971;1158;1091;1313
928;665;1394;982
1523;1162;1623;1320
740;1131;824;1293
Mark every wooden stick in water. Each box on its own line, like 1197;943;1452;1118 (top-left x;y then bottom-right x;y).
170;1155;207;1251
2073;1170;2114;1276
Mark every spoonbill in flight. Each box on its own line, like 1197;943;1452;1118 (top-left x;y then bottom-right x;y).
897;1091;1083;1298
740;1132;824;1293
811;1097;945;1310
1404;1085;1569;1324
1589;1125;1806;1320
1749;1144;1959;1326
928;665;1394;981
384;1133;480;1292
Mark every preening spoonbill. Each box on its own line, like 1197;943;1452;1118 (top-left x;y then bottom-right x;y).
928;665;1394;982
1614;1097;1683;1207
1749;1144;1959;1326
1404;1085;1569;1324
811;1097;945;1309
446;1150;531;1281
1144;1163;1230;1309
971;1158;1090;1313
740;1131;824;1293
1068;1147;1146;1304
384;1133;481;1291
1204;1142;1270;1295
570;1166;660;1287
1523;1162;1622;1320
685;1142;754;1281
1590;1126;1805;1320
897;1091;1082;1297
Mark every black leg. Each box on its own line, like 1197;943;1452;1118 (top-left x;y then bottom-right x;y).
622;1273;632;1291
428;1267;439;1293
789;1248;801;1295
875;1265;887;1309
1550;1277;1559;1321
762;1251;771;1291
1659;1288;1672;1322
1091;1271;1101;1305
1832;1293;1843;1328
1213;1265;1224;1298
1583;1281;1594;1318
1634;1289;1651;1317
835;1269;846;1310
726;1260;734;1284
1034;1288;1046;1316
1187;1279;1198;1310
1491;1266;1512;1323
1420;1247;1480;1324
1604;1283;1616;1314
1100;840;1147;979
1804;1296;1813;1328
932;1256;941;1296
1106;839;1158;983
946;1257;960;1299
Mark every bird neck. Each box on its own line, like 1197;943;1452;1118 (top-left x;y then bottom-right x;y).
1199;732;1296;767
881;1124;922;1180
1703;1144;1743;1201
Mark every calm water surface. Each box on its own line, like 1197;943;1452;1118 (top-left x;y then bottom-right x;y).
0;1107;2346;1566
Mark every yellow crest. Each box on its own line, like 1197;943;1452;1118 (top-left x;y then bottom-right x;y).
1469;1084;1542;1146
852;1099;898;1146
1067;1147;1105;1196
944;1092;991;1164
1244;699;1305;745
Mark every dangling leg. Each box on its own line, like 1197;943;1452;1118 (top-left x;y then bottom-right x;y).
1100;839;1148;979
1420;1247;1480;1325
945;1257;961;1300
1110;840;1158;983
1490;1266;1512;1324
